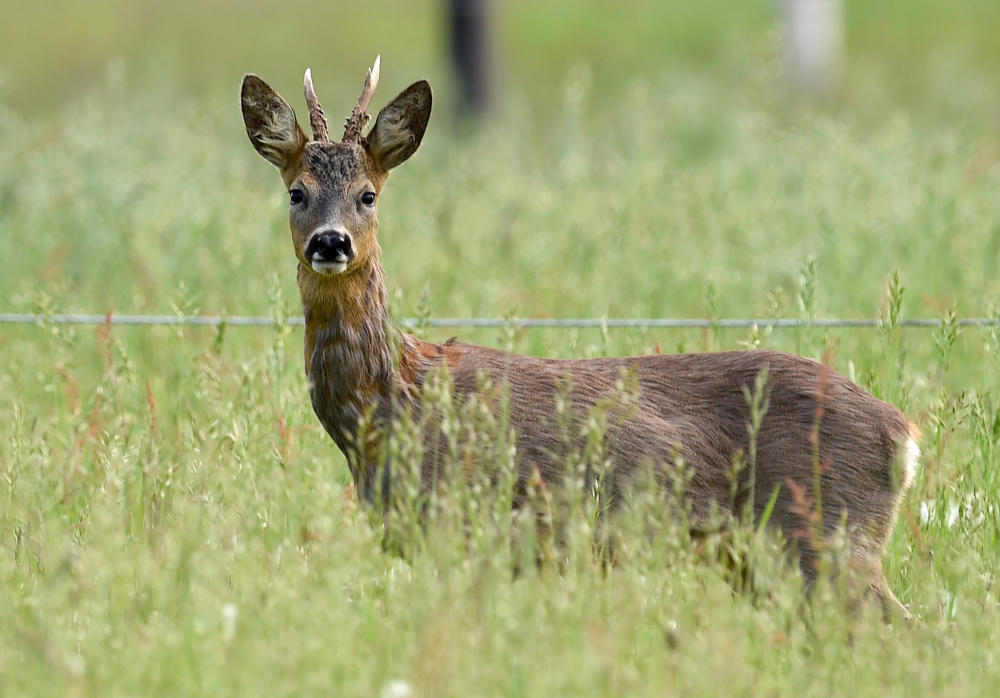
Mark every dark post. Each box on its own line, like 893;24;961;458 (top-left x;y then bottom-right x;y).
446;0;494;119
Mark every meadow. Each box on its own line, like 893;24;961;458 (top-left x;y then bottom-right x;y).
2;1;1000;695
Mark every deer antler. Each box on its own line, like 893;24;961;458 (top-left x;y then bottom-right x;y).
303;68;330;143
342;54;381;144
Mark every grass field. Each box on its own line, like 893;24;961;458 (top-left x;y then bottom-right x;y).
2;1;1000;695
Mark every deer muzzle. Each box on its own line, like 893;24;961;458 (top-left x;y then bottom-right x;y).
306;230;355;275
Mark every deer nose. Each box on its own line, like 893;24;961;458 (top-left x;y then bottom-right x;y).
306;230;355;264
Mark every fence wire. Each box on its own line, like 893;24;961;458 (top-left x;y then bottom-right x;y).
0;312;994;329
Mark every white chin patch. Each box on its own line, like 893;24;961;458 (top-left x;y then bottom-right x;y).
311;256;348;275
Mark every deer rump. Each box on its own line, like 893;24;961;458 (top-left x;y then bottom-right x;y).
339;341;913;571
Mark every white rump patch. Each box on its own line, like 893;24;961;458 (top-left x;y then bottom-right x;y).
901;436;920;491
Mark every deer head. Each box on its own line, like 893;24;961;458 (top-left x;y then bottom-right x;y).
240;57;432;278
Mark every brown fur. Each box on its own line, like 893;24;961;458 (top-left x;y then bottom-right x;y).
241;68;918;618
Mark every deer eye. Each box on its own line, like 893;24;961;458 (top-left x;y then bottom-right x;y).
360;191;376;206
289;188;305;205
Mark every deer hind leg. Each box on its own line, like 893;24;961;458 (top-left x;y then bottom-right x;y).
788;516;912;623
868;566;915;625
870;432;921;623
847;433;922;623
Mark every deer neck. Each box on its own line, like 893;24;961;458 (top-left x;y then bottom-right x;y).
298;255;399;473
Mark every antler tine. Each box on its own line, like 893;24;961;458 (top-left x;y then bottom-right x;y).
342;54;381;144
303;68;330;143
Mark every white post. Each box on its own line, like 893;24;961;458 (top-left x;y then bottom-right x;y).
783;0;845;93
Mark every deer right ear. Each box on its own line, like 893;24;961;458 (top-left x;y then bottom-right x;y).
366;80;432;172
241;74;308;170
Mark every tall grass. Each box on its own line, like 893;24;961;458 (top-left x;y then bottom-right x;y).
3;7;1000;695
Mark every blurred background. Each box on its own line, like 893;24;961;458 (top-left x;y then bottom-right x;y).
5;0;998;114
1;0;999;343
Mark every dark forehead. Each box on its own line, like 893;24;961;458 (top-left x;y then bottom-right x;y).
304;142;372;190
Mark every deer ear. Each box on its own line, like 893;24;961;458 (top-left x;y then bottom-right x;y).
366;80;432;171
241;74;308;170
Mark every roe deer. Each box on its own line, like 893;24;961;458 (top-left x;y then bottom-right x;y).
240;58;920;617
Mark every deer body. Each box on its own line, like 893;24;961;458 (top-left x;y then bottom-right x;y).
241;60;919;614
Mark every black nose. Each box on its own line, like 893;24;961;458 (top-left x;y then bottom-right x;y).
306;231;354;262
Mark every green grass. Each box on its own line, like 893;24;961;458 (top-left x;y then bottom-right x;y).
3;2;1000;695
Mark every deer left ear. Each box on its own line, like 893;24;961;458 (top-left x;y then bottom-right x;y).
366;80;432;172
241;74;308;170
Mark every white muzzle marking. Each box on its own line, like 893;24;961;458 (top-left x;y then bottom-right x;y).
311;253;348;275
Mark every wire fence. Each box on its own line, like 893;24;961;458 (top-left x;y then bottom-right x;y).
0;312;994;330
